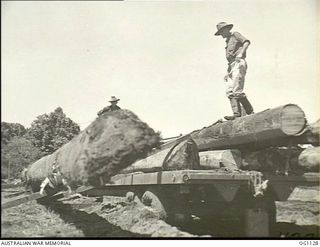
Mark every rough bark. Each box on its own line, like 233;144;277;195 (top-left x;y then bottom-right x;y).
27;110;160;188
120;138;200;174
189;104;306;151
298;147;320;171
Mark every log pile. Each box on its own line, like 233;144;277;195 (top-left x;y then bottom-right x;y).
27;110;160;188
26;104;319;187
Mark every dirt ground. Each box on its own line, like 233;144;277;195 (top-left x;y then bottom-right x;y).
1;188;195;238
1;189;84;238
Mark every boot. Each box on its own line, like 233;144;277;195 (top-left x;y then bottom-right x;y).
224;97;241;120
238;95;254;115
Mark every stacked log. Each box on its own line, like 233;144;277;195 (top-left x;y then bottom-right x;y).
27;110;160;188
298;147;320;171
120;137;200;174
296;119;320;145
240;146;320;174
190;104;307;151
199;149;242;170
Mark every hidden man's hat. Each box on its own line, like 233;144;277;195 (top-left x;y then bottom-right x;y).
215;22;233;36
109;96;120;102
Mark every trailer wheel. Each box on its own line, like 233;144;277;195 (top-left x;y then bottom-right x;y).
141;191;167;220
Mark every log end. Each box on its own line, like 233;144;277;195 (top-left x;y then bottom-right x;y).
281;104;306;135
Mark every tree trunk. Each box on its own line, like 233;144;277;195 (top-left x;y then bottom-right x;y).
298;147;320;171
27;110;160;189
190;104;307;151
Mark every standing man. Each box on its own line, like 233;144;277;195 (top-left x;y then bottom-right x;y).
215;22;254;120
97;96;121;116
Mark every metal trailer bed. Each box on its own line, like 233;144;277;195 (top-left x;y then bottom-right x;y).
80;170;319;237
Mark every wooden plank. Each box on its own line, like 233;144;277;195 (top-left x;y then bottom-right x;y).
265;173;320;183
276;200;320;226
109;170;254;186
1;186;94;210
2;192;46;209
288;186;320;202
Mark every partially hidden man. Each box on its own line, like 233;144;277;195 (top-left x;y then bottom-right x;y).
215;22;254;120
97;96;121;116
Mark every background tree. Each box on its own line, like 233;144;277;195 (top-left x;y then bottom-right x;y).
1;137;44;179
1;122;26;145
27;107;80;154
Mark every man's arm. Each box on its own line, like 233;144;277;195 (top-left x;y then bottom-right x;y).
39;177;50;195
97;106;111;116
233;32;250;60
237;41;250;59
62;178;72;193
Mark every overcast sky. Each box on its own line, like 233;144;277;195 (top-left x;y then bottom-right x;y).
2;0;319;137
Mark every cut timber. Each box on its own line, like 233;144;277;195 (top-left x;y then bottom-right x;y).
276;186;320;226
27;110;160;188
119;138;200;174
199;149;242;170
190;104;306;151
288;186;320;202
298;147;320;171
275;201;320;226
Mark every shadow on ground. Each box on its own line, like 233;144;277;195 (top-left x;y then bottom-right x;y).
38;198;147;238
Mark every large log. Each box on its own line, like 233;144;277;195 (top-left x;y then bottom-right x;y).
199;149;242;170
119;138;200;174
190;104;307;151
27;110;160;188
292;119;320;145
298;147;320;171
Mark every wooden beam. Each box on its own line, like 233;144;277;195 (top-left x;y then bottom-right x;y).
2;192;46;209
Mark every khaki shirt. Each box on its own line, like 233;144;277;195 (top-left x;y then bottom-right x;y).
225;32;250;64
